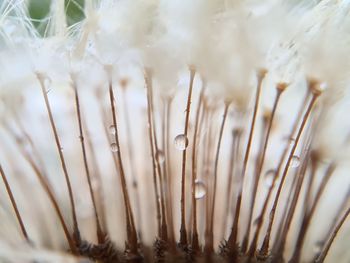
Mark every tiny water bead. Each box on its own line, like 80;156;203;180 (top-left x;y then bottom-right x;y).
290;155;300;168
109;125;116;135
110;143;119;152
194;180;207;199
155;150;165;164
264;169;276;188
174;134;189;151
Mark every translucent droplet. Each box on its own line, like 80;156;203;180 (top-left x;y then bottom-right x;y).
285;136;295;146
195;180;206;199
156;150;165;164
290;156;300;168
109;125;116;135
264;169;276;188
174;134;189;150
110;143;119;152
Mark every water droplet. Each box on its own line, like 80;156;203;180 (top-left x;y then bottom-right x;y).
290;156;300;168
156;150;165;164
264;169;276;188
109;125;116;135
174;134;189;150
110;143;119;152
195;180;206;199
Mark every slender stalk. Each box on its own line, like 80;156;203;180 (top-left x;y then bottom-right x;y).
179;67;196;247
164;97;176;249
144;70;162;237
108;79;138;254
0;164;29;242
289;161;337;263
121;83;143;241
315;205;350;263
206;102;230;252
260;83;321;256
249;89;311;257
228;69;266;253
221;128;241;239
242;86;285;253
37;74;80;240
73;84;104;243
2;125;77;254
191;86;205;252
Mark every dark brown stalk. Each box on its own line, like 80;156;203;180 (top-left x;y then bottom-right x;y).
73;84;104;243
163;97;176;250
315;205;350;263
206;102;230;253
37;75;80;240
179;67;196;247
249;89;311;257
148;72;168;241
121;82;143;241
228;69;266;253
289;160;337;263
271;147;311;263
2;126;77;254
191;86;205;252
144;70;162;238
0;164;29;242
221;128;241;239
108;80;138;254
259;82;321;256
242;85;285;253
83;118;107;230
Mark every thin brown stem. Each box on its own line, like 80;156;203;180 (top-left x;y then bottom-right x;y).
144;71;162;237
73;84;104;243
121;85;143;241
315;205;350;263
228;70;266;253
289;161;337;263
2;125;77;254
37;75;79;239
191;86;205;252
206;102;229;253
0;164;29;242
260;87;320;256
179;67;196;247
108;81;138;254
243;87;284;253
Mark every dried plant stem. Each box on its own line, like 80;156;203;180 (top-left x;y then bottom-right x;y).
144;72;162;237
163;97;176;249
243;88;283;253
249;90;310;257
191;86;205;252
0;164;29;242
73;85;104;243
83;119;107;230
179;67;196;247
315;205;350;263
121;86;143;242
289;161;337;263
272;148;311;262
2;125;77;254
37;76;80;239
228;70;266;253
148;78;168;242
221;128;241;239
108;82;138;254
260;90;320;256
206;102;230;253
